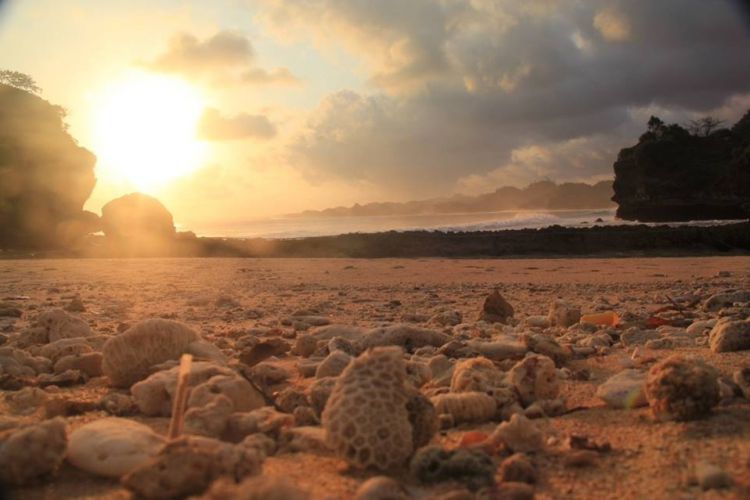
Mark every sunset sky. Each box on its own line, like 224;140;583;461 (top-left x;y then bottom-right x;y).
1;0;749;230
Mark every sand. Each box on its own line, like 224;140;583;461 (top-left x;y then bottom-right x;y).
1;256;749;499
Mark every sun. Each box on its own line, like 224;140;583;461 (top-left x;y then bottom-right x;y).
90;71;208;191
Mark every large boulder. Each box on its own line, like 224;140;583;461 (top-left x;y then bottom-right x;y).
0;84;98;248
612;111;750;222
101;193;176;253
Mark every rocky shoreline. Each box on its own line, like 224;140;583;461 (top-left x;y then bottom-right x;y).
0;257;748;498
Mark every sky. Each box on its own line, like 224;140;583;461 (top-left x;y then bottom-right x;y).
1;0;749;230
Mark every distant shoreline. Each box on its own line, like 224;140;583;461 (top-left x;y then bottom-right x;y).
2;221;749;259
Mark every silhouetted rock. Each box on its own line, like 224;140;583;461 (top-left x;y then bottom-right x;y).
101;193;176;254
613;111;750;222
0;84;98;248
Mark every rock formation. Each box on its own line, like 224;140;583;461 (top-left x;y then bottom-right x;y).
101;193;176;254
0;84;98;248
612;111;750;222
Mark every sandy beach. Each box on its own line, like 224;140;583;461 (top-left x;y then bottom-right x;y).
1;256;749;499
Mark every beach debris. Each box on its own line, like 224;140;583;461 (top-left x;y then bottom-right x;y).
357;324;450;352
490;414;544;453
315;349;352;378
100;392;136;416
580;311;620;327
31;308;93;343
291;334;318;357
308;376;337;417
595;369;648;409
708;319;750;352
5;386;47;414
522;333;570;366
355;476;411;500
239;338;290;367
223;407;293;442
563;449;598;467
168;353;193;440
733;368;750;399
200;475;309;500
122;435;266;499
187;374;265;412
54;352;103;377
495;482;535;499
450;357;505;393
479;289;514;324
431;392;497;425
131;361;234;416
67;418;165;478
102;318;201;387
498;453;537;484
703;290;750;311
406;387;439;448
64;296;86;312
322;347;414;470
645;355;720;421
0;417;67;485
430;309;463;327
694;461;733;490
184;394;234;438
507;354;559;407
410;445;495;490
548;300;580;327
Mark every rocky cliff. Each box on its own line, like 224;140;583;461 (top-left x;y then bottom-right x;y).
0;84;99;248
612;111;750;222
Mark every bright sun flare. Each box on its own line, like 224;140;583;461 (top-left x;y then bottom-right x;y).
91;72;208;191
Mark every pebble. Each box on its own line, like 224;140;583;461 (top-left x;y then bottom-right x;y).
354;476;410;500
695;461;732;490
0;418;67;485
595;369;648;409
67;418;165;478
709;319;750;352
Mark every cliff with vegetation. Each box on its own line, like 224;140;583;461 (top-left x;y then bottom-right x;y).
612;112;750;222
0;82;99;248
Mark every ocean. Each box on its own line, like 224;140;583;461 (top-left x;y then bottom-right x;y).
187;208;746;239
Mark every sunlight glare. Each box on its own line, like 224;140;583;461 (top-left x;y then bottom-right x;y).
91;71;208;191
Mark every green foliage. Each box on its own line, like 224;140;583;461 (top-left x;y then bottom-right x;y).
0;70;41;94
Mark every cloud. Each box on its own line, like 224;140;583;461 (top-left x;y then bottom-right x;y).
264;0;750;193
146;30;299;86
198;108;276;140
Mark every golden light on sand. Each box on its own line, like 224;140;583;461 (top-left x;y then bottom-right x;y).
91;71;208;191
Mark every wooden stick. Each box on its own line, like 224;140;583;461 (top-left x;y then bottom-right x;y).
167;353;193;440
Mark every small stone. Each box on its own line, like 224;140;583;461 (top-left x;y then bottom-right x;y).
64;297;86;312
645;355;720;421
54;352;103;377
709;319;750;352
704;290;750;311
490;414;543;453
498;453;537;484
563;449;598;467
184;395;234;438
595;369;647;409
410;445;495;490
0;418;67;485
695;461;732;490
291;334;318;358
495;482;535;500
507;354;559;406
479;290;514;324
733;368;750;399
355;476;410;500
101;392;136;416
239;338;291;367
548;300;580;327
67;418;165;478
315;350;352;378
5;386;47;415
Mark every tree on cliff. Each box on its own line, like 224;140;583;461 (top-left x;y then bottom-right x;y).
0;74;99;249
0;70;41;94
685;116;726;137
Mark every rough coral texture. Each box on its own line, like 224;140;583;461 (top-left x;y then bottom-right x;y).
131;361;235;416
354;476;410;500
645;355;720;421
479;290;514;323
508;354;559;407
430;392;497;424
405;387;438;448
410;445;496;490
450;357;506;393
122;435;264;499
102;318;201;387
34;309;92;343
548;300;581;327
322;347;413;471
709;319;750;353
490;414;544;453
187;374;265;412
356;325;451;352
0;417;67;485
184;395;235;438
